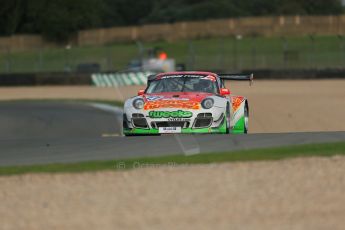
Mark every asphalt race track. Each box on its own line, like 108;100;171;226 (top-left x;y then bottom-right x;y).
0;101;344;166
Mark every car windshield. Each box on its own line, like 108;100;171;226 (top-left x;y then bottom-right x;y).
146;75;218;94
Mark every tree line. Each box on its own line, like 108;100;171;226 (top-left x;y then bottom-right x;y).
0;0;343;42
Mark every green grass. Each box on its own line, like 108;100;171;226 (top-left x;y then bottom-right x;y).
1;142;344;176
1;35;345;73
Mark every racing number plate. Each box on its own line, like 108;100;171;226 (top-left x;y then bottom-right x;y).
158;127;182;134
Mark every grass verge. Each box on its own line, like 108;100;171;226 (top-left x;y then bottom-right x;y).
1;142;344;176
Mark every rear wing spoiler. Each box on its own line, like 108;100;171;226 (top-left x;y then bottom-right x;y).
146;73;254;85
218;73;254;86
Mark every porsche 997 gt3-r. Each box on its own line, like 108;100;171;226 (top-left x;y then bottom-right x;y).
123;71;253;135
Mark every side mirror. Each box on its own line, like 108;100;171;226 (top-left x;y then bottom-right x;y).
137;89;145;96
220;88;230;96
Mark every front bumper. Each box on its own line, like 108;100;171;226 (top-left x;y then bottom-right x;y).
123;122;227;135
123;110;227;135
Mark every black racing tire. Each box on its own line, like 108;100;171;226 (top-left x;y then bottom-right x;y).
226;103;231;134
244;103;249;134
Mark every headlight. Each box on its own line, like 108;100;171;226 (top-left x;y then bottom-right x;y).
201;98;214;109
132;98;144;109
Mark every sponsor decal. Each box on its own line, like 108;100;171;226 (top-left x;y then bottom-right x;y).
160;74;205;79
162;97;190;101
144;100;200;110
232;96;244;112
146;95;190;102
148;110;193;119
168;118;190;121
146;95;164;101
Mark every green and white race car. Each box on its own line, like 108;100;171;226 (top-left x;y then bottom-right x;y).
123;71;253;135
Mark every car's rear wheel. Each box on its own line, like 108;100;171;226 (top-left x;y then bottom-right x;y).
226;104;231;134
244;103;249;134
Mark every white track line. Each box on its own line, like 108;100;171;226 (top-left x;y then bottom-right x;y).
88;103;124;136
88;103;123;114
